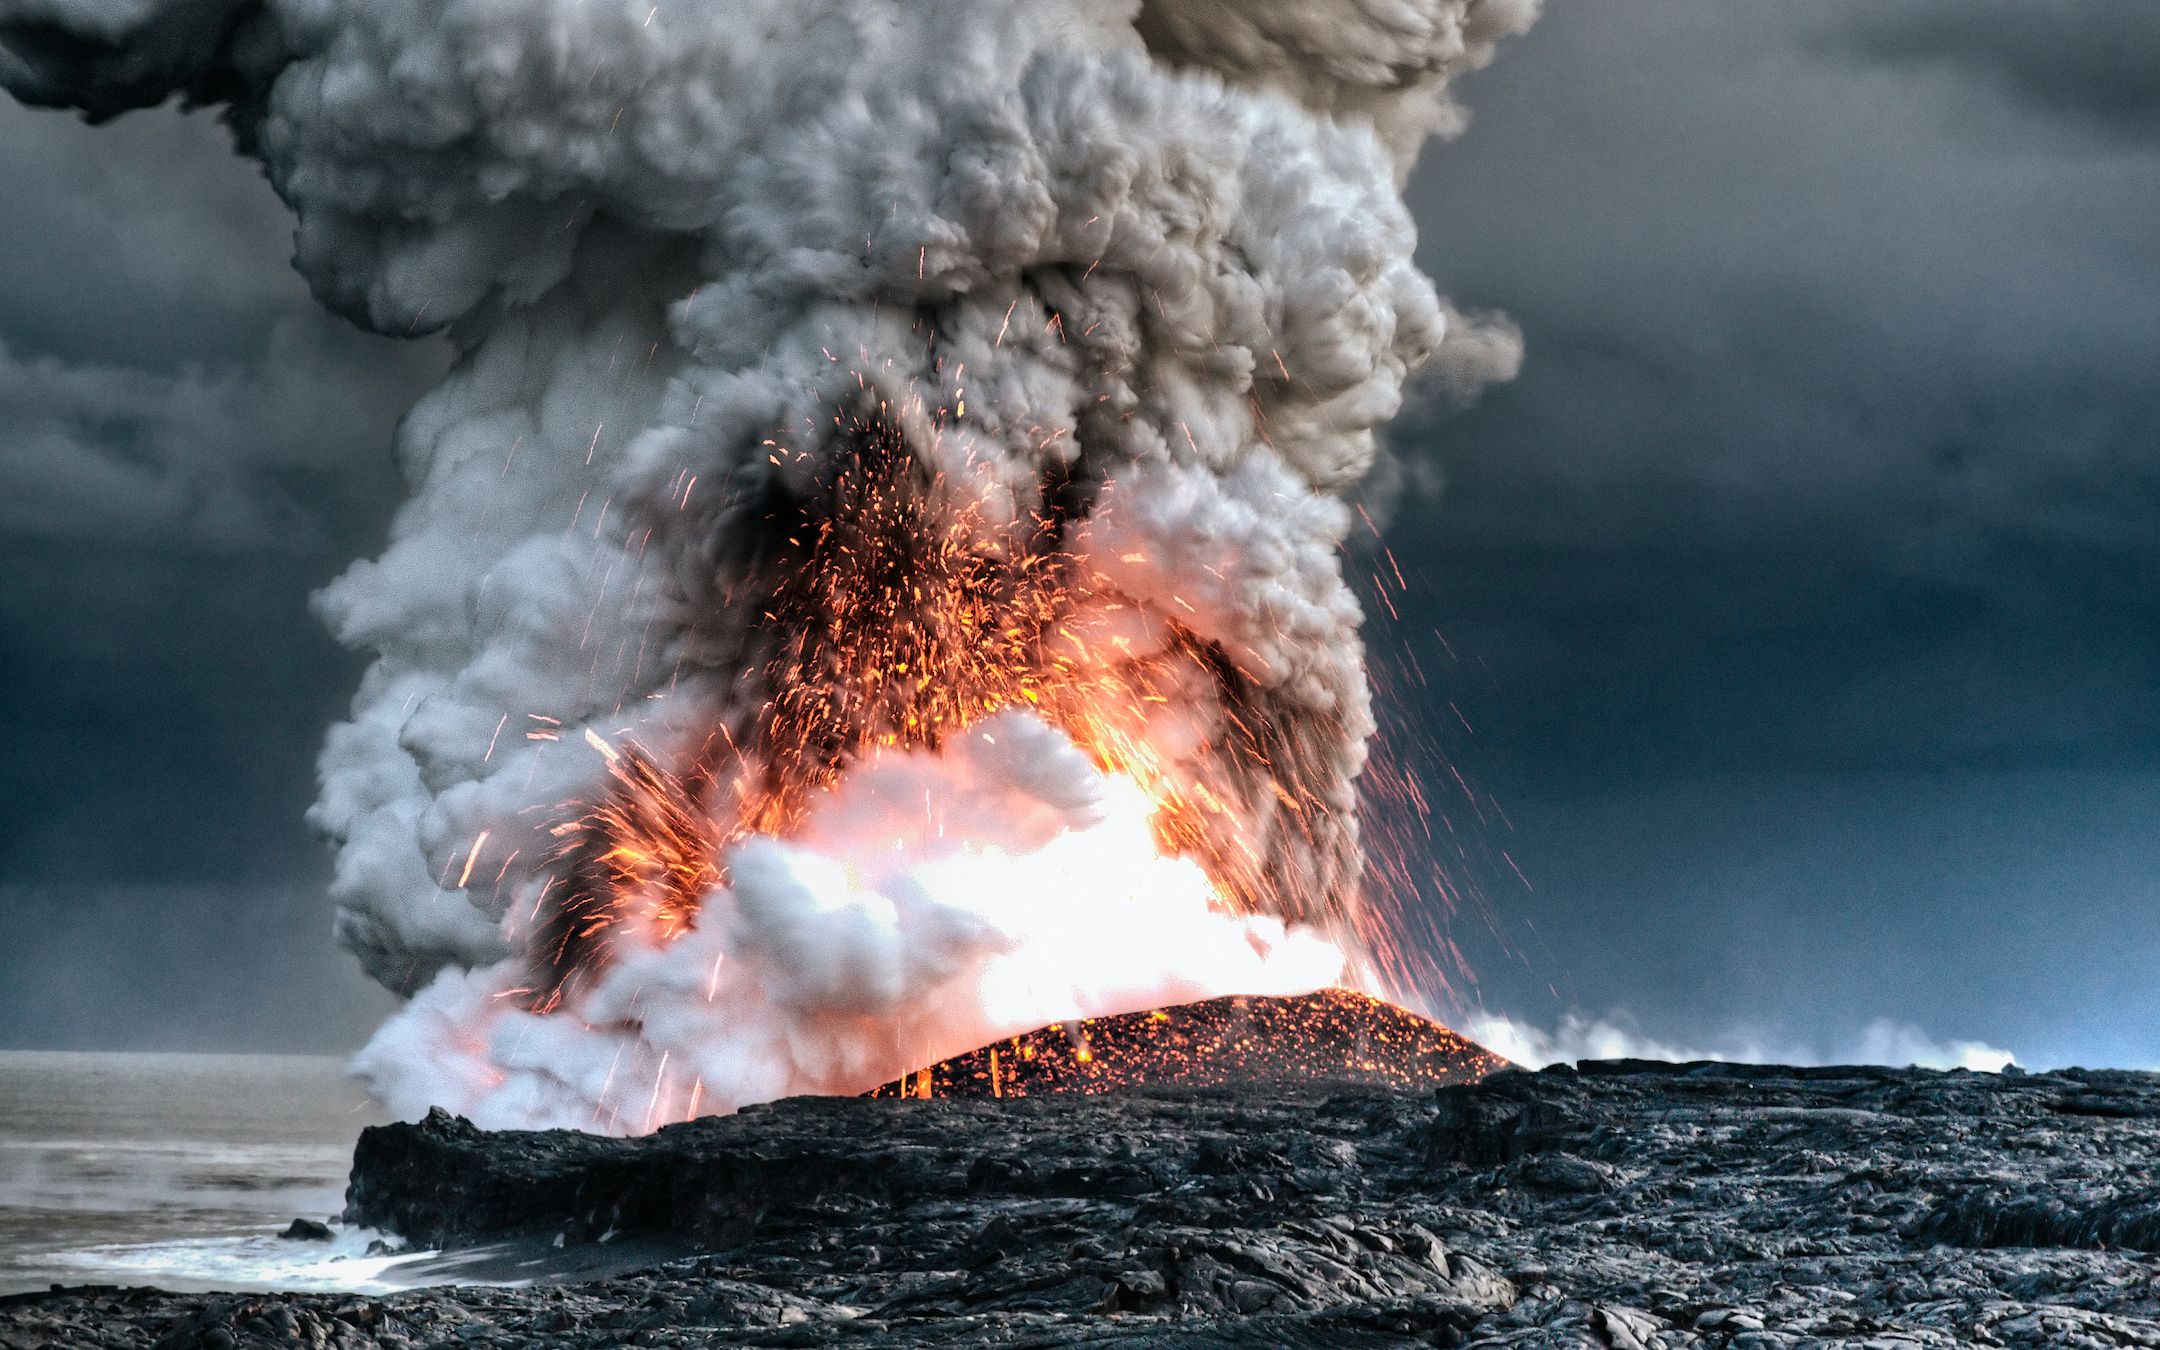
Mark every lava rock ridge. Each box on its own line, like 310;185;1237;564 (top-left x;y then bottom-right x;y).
6;1060;2160;1347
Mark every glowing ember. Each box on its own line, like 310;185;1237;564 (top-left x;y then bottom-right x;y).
868;990;1508;1099
533;403;1366;1009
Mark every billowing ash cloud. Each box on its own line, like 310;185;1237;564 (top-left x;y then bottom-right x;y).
3;0;1533;1129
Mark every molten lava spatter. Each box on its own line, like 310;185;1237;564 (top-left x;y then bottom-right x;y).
533;399;1371;1009
867;990;1507;1099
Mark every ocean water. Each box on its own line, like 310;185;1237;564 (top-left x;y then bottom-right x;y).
0;1051;437;1295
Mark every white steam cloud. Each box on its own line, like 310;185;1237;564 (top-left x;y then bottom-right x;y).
1466;1011;2019;1074
3;0;1535;1129
359;712;1344;1129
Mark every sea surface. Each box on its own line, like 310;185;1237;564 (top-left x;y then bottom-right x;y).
0;1051;437;1295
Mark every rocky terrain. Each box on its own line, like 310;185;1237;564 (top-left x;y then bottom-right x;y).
6;1058;2160;1347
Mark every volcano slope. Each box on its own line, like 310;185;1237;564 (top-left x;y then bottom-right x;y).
7;1056;2160;1346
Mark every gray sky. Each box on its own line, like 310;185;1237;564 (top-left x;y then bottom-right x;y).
1;2;2155;1066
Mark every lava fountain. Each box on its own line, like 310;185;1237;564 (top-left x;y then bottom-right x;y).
1;0;1535;1130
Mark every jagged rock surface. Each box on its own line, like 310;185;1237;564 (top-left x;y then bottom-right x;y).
7;1062;2160;1347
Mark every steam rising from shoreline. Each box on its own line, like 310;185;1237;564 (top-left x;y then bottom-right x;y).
3;0;1535;1128
1467;1011;2019;1075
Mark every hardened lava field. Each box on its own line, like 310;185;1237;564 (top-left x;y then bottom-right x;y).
867;989;1508;1099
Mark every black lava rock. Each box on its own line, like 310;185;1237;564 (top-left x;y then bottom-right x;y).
8;1062;2160;1347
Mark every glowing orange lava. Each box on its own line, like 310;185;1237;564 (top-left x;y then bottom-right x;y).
531;393;1382;1011
866;990;1508;1099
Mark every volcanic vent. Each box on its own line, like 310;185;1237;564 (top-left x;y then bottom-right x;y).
870;990;1508;1100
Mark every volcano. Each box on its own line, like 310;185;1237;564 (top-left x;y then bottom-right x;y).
868;989;1507;1099
0;0;1544;1134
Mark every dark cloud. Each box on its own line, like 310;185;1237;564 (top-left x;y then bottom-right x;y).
0;548;368;884
1835;1;2160;142
1362;2;2160;1060
0;103;293;368
0;317;441;550
1438;769;2160;1073
0;99;439;1053
1397;0;2160;778
0;103;445;554
0;884;393;1054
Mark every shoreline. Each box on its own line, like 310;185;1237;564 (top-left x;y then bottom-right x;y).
5;1062;2156;1346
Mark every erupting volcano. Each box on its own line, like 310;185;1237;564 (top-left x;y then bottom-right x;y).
1;0;1534;1131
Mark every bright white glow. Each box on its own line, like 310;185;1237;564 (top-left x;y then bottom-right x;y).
354;713;1346;1132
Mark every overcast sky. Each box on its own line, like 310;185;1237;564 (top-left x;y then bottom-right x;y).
1;2;2155;1067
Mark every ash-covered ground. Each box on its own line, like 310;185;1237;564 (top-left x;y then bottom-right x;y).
7;1058;2160;1348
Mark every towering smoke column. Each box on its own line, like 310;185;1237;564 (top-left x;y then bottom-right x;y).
3;0;1532;1130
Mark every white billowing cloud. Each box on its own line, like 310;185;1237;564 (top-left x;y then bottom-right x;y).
1845;1019;2018;1073
1467;1010;2018;1073
1465;1011;1709;1069
358;714;1346;1131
